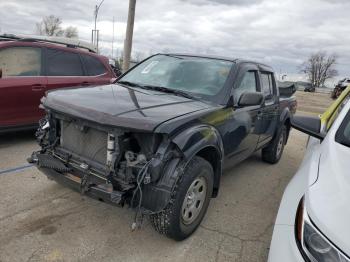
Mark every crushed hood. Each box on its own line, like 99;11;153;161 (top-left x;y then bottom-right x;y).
307;139;350;256
43;84;211;131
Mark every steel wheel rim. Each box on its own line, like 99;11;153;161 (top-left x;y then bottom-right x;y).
181;176;207;225
276;132;285;158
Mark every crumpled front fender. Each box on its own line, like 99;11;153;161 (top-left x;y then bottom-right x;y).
171;124;224;161
142;125;224;212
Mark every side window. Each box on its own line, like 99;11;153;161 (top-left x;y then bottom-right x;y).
46;49;83;76
0;47;42;77
81;54;106;76
260;72;274;99
234;71;257;103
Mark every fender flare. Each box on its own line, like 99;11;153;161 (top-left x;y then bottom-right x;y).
279;107;292;141
280;107;291;124
172;125;224;196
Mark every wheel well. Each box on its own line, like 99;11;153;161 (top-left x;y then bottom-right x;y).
196;146;221;198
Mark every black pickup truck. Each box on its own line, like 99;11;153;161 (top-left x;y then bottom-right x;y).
29;54;297;240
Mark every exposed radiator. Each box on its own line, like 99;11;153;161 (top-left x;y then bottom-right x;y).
60;121;107;164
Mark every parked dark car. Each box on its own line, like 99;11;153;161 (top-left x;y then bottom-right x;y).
29;54;297;240
304;85;315;92
0;34;116;132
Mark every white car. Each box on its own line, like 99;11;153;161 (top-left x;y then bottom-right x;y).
268;88;350;262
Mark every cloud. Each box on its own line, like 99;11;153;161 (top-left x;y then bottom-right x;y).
0;0;349;77
180;0;264;6
320;0;350;3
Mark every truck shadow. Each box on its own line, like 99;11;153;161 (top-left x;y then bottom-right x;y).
0;130;36;148
222;152;262;176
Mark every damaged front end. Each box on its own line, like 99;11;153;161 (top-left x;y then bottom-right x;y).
29;111;183;217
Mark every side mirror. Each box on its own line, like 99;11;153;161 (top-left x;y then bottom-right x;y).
238;92;264;107
0;69;2;79
291;115;325;140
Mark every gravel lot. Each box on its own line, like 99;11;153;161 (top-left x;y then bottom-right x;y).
0;92;332;262
295;90;333;116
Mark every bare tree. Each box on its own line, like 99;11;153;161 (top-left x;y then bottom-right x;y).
36;15;64;37
64;26;78;38
300;51;338;88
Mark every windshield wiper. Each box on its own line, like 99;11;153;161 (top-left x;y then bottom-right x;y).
163;54;184;60
142;85;198;100
118;81;199;100
117;80;143;88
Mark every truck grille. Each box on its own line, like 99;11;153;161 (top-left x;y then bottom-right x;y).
60;121;107;164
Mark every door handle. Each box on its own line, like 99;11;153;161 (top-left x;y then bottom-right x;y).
257;110;263;120
81;82;90;86
31;84;45;91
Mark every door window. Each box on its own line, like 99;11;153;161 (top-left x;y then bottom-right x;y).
81;54;106;76
0;47;42;77
260;72;274;99
234;71;258;103
46;49;83;76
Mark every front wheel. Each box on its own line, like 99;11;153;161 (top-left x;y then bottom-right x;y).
150;156;214;241
262;125;287;164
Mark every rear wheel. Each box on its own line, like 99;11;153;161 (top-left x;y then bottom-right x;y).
262;125;287;164
150;156;213;241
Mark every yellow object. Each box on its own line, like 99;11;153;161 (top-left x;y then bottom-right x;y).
320;85;350;130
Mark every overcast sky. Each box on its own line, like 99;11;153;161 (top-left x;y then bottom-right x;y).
1;0;349;78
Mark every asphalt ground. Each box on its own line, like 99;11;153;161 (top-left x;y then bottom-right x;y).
0;91;330;262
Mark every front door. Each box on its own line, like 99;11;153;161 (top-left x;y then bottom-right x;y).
0;46;46;127
221;66;261;169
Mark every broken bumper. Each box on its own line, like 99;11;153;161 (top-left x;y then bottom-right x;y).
30;151;174;213
38;167;124;206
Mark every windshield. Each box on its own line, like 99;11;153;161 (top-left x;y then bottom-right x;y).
336;109;350;148
325;92;350;131
119;54;233;100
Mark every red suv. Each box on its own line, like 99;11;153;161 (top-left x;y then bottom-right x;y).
0;35;116;132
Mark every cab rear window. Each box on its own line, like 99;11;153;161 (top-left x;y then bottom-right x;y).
260;72;274;99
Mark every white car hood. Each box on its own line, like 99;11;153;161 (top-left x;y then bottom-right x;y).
307;138;350;256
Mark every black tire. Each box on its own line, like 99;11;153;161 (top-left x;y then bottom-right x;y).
262;125;287;164
150;156;214;241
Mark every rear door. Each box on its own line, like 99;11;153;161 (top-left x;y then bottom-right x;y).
257;71;279;147
222;64;261;168
0;46;46;127
80;54;112;85
44;48;87;91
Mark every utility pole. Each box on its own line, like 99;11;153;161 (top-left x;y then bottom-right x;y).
122;0;136;72
92;0;104;52
94;0;104;32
